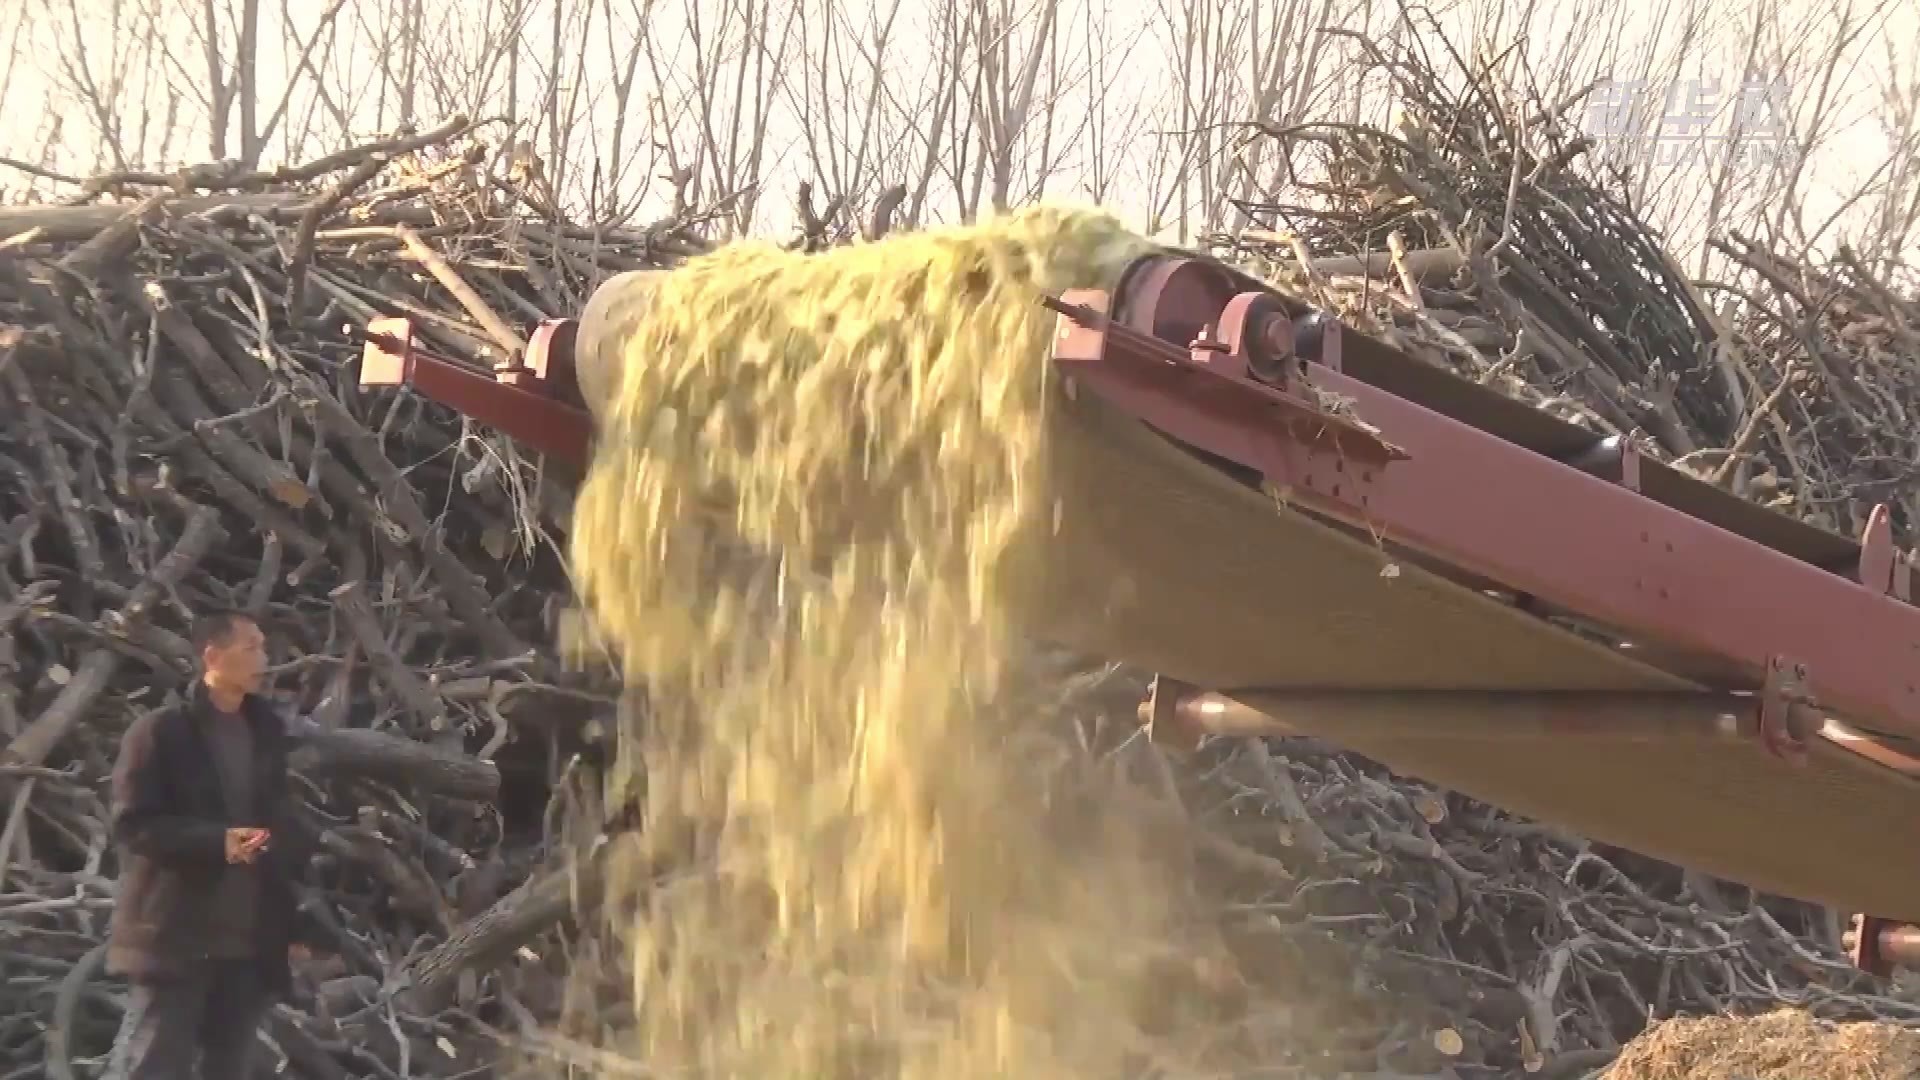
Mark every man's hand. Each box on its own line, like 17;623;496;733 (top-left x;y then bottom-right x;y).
224;827;271;864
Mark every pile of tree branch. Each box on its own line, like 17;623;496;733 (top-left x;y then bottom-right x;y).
2;72;1916;1080
0;118;698;1080
1215;25;1920;542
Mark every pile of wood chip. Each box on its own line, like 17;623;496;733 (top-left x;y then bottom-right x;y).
1604;1009;1920;1080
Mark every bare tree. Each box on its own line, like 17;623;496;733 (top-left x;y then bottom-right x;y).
591;0;659;219
958;0;1064;215
1858;43;1920;269
2;0;1911;263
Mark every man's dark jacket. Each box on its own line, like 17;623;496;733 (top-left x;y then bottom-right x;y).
108;686;317;992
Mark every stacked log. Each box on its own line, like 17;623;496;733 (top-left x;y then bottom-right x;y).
0;118;679;1079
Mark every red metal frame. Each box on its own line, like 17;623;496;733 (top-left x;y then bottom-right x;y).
1290;364;1920;732
356;260;1920;749
359;316;594;465
1051;258;1920;750
1056;256;1920;979
354;253;1920;976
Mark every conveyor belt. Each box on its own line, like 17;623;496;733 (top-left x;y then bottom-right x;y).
357;248;1920;933
1034;387;1920;921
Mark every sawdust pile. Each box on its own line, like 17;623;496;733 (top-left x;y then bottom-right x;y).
1602;1009;1920;1080
564;206;1270;1077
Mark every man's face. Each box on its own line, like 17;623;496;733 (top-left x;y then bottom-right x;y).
203;619;268;694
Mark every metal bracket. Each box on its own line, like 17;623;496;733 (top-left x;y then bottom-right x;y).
1857;504;1916;604
1843;913;1920;978
358;316;593;466
1849;913;1891;976
1758;656;1813;764
1560;434;1642;493
1042;290;1408;509
1139;675;1204;752
1860;504;1895;594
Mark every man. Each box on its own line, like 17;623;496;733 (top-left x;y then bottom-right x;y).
108;609;317;1080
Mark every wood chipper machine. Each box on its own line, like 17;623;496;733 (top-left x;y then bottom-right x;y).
358;250;1920;979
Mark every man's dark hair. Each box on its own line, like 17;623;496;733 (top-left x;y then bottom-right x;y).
189;609;256;654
